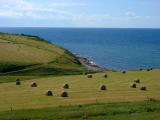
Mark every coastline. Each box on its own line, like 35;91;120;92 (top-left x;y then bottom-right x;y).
75;54;115;72
76;56;156;72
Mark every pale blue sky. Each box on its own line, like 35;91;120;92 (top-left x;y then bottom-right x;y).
0;0;160;28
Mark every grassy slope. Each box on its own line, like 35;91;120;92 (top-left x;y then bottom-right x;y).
0;99;160;120
0;69;160;112
0;33;86;77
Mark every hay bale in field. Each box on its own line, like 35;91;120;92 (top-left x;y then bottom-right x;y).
46;90;53;96
140;68;143;71
31;82;37;87
122;71;126;74
130;83;136;88
104;74;108;78
63;84;69;89
61;92;68;97
147;69;150;71
88;75;92;78
16;78;20;85
100;85;107;90
83;72;88;75
134;79;140;83
16;81;21;85
140;86;147;91
16;78;20;82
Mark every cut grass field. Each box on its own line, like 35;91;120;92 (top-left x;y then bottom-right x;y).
0;33;87;76
0;69;159;112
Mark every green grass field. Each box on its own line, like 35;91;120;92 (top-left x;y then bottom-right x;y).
0;99;160;120
0;69;160;112
0;33;160;120
0;32;87;76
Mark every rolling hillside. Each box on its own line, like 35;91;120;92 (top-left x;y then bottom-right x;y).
0;33;86;76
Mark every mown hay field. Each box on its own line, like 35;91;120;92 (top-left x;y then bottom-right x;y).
0;69;159;112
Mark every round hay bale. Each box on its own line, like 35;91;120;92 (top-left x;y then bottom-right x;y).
147;69;150;71
130;83;136;88
104;74;108;78
122;71;126;74
100;85;107;90
31;82;37;87
140;68;143;71
61;92;68;97
16;81;21;85
16;78;20;82
63;84;69;89
83;72;88;75
140;86;147;91
46;90;53;96
88;75;92;78
134;79;140;83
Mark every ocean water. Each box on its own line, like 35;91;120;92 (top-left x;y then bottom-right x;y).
0;27;160;71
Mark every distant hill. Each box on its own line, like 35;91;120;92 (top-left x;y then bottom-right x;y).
0;33;86;75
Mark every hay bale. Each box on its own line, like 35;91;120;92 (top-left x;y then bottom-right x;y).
140;68;143;71
104;74;108;78
122;71;126;74
16;78;20;82
88;75;92;78
16;78;20;85
134;79;140;83
140;86;147;91
100;85;107;90
46;90;53;96
63;84;69;89
130;83;136;88
83;72;88;75
31;82;37;87
16;81;21;85
61;92;68;97
147;69;150;71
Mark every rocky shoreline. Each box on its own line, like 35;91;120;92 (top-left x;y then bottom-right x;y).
75;55;115;72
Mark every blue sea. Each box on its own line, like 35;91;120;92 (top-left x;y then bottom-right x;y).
0;27;160;71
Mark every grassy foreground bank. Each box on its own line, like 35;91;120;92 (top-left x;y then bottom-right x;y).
0;99;160;120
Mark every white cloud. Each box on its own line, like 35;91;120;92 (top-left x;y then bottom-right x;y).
135;16;141;19
125;11;142;19
0;0;18;2
49;2;86;7
0;9;23;17
0;0;110;22
125;11;136;16
71;13;110;22
0;0;34;18
88;14;110;21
